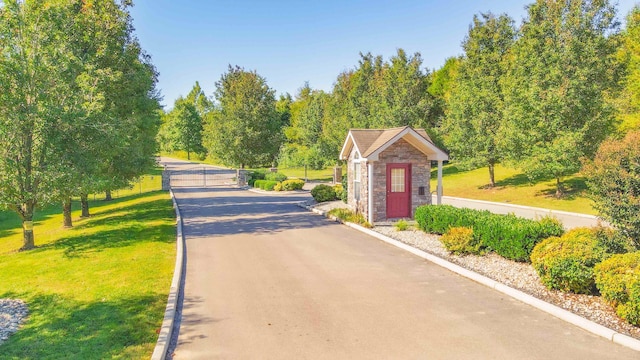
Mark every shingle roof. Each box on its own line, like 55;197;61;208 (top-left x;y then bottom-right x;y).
339;126;447;161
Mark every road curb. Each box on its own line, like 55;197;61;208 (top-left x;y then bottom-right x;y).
151;190;185;360
436;195;599;220
297;203;640;352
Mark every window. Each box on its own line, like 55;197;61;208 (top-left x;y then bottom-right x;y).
354;162;361;200
390;168;405;192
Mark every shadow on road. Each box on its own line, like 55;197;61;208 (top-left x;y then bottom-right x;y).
172;187;331;237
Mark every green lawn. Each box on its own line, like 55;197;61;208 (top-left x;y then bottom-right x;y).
430;164;596;215
0;180;175;358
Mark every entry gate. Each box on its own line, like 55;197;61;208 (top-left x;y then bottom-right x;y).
169;166;237;188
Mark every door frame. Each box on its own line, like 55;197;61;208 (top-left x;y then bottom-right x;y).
386;163;412;218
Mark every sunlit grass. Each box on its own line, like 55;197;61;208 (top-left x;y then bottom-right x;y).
279;166;342;182
0;189;175;358
430;164;596;215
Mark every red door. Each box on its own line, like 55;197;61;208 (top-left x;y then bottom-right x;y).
386;163;411;218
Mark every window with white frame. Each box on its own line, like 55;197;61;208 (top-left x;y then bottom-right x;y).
354;162;361;200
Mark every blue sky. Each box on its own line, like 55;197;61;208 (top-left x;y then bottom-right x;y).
129;1;638;108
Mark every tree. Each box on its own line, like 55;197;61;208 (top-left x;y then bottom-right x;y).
584;131;640;248
441;13;516;187
614;6;640;133
501;0;621;196
205;66;282;168
171;96;205;160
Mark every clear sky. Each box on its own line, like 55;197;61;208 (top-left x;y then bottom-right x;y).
129;0;638;108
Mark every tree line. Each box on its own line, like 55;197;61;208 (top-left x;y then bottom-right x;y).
163;0;639;197
0;0;161;250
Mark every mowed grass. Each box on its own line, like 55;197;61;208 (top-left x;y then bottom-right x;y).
430;164;596;215
0;179;175;358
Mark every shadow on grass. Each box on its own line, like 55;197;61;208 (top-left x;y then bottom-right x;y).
493;173;533;188
28;197;174;258
535;177;589;200
0;291;166;359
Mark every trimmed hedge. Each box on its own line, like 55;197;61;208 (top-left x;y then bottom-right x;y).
254;180;279;191
595;252;640;326
280;179;305;191
530;228;609;294
247;169;267;186
265;172;287;182
311;184;337;202
414;205;564;262
441;226;481;255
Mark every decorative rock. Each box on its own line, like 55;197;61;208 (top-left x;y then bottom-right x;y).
0;299;28;345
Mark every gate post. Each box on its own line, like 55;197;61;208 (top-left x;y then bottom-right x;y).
162;168;171;191
237;169;247;187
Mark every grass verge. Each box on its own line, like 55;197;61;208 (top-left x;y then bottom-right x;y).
0;190;175;358
430;164;596;215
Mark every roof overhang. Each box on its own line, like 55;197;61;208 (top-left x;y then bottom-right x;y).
366;127;449;161
339;131;360;160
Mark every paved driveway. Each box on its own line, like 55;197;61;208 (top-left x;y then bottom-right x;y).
167;183;638;359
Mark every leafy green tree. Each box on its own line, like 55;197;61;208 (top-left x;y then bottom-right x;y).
501;0;621;196
205;66;282;168
615;6;640;133
584;131;640;248
441;13;516;187
171;96;206;160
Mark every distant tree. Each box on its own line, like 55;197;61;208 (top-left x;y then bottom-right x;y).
584;131;640;248
205;66;282;168
170;96;206;160
501;0;621;197
441;13;516;187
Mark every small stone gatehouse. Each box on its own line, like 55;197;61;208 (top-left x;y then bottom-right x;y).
339;126;448;223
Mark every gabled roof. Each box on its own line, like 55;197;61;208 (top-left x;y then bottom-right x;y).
339;126;448;161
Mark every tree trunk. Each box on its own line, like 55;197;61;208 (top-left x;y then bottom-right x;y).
62;197;73;228
105;189;112;201
187;149;191;160
20;201;36;251
488;163;496;188
80;193;90;218
555;177;564;198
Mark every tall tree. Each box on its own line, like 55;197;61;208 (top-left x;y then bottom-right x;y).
441;13;516;187
169;96;205;160
614;6;640;133
205;66;282;168
501;0;621;196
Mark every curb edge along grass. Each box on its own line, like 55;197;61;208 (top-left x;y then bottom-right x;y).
435;195;599;220
151;190;185;360
297;203;640;353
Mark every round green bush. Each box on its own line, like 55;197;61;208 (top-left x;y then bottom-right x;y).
311;184;337;203
530;228;609;294
594;252;640;325
440;226;482;255
280;179;304;191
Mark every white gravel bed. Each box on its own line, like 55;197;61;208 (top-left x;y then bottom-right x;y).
373;225;640;340
0;299;28;345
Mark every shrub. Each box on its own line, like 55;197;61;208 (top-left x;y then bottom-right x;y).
273;182;283;191
265;172;287;182
530;228;609;294
247;169;267;186
311;184;337;203
333;184;344;200
595;252;640;325
327;208;372;228
414;205;564;262
440;227;482;255
280;179;305;191
584;131;640;249
340;174;348;203
254;180;278;191
394;219;410;231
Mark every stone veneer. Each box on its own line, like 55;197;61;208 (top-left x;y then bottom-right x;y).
347;138;432;222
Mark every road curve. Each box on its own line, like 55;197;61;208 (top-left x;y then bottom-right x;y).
166;183;637;359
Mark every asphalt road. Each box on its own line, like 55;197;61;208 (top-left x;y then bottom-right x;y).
164;182;638;358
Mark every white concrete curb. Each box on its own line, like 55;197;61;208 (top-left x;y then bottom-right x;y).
151;190;185;360
297;203;640;352
436;195;599;220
